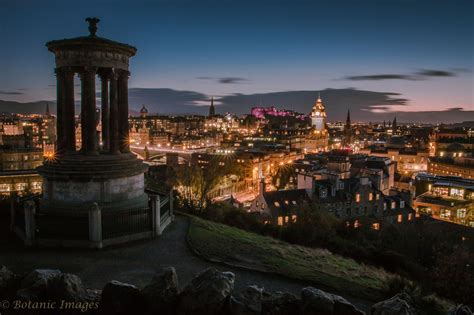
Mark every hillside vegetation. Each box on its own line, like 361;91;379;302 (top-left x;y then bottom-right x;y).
187;216;394;300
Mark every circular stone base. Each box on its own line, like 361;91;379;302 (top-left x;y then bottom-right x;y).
38;153;149;212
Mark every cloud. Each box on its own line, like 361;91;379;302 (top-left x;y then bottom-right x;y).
218;77;249;84
415;69;456;77
2;88;471;123
345;74;414;81
0;91;24;95
344;68;460;81
197;76;250;84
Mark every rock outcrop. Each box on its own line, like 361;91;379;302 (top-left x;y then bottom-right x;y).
1;265;463;315
177;268;235;315
141;267;179;315
371;293;417;315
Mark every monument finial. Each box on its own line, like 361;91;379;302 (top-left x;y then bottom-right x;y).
85;17;100;37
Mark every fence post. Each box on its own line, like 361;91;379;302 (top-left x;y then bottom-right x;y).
169;189;174;220
155;195;161;236
24;200;36;246
88;203;102;249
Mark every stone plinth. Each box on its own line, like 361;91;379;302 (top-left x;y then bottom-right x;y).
38;154;148;212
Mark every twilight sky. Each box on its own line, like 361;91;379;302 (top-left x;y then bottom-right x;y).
0;0;473;120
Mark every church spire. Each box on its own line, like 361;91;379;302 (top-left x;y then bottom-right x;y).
45;103;51;117
346;109;351;126
209;96;216;117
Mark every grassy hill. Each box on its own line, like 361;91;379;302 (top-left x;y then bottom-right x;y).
187;216;394;301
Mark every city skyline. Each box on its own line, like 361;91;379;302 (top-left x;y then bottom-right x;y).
0;0;473;122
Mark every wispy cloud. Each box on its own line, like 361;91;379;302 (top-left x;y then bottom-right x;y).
0;91;24;95
345;74;415;81
415;69;456;77
344;68;459;81
197;76;250;84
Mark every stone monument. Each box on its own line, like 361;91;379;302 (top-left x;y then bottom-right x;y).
37;18;150;246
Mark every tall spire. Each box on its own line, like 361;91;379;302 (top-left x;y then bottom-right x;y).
346;109;351;125
209;96;216;117
45;103;51;117
392;116;397;130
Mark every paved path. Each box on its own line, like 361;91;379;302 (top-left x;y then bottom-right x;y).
0;215;372;311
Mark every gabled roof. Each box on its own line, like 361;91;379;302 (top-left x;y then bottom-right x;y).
263;189;310;215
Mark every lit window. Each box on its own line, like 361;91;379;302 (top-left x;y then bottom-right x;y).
457;209;467;218
400;201;405;208
391;201;396;209
376;193;380;200
369;193;373;201
440;209;451;219
285;216;289;223
355;193;360;203
292;200;297;205
408;213;413;221
278;216;283;226
285;200;289;205
397;214;403;223
291;215;297;222
354;220;361;228
274;202;280;207
371;223;380;230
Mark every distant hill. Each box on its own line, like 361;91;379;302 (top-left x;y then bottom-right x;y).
0;100;54;115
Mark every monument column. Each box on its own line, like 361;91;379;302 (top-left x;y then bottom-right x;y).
79;67;98;155
99;70;110;151
117;70;130;153
109;70;120;154
55;68;66;155
63;67;76;153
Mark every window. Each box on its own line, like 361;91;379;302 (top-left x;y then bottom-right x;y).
371;223;380;230
408;213;413;221
339;183;344;189
354;220;361;228
256;201;259;208
391;201;396;209
355;193;360;203
384;203;387;211
278;216;283;226
397;214;403;223
440;209;451;219
369;193;373;201
376;193;380;200
457;209;467;218
285;216;289;223
400;200;405;208
274;201;280;207
450;188;464;198
292;200;297;205
291;215;297;222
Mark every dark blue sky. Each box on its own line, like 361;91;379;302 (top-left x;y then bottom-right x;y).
0;0;472;115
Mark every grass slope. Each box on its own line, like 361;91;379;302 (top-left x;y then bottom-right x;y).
187;216;394;301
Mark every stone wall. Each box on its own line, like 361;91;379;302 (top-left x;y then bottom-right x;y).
0;265;471;315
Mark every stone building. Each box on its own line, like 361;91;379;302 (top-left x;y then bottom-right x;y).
413;173;474;227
